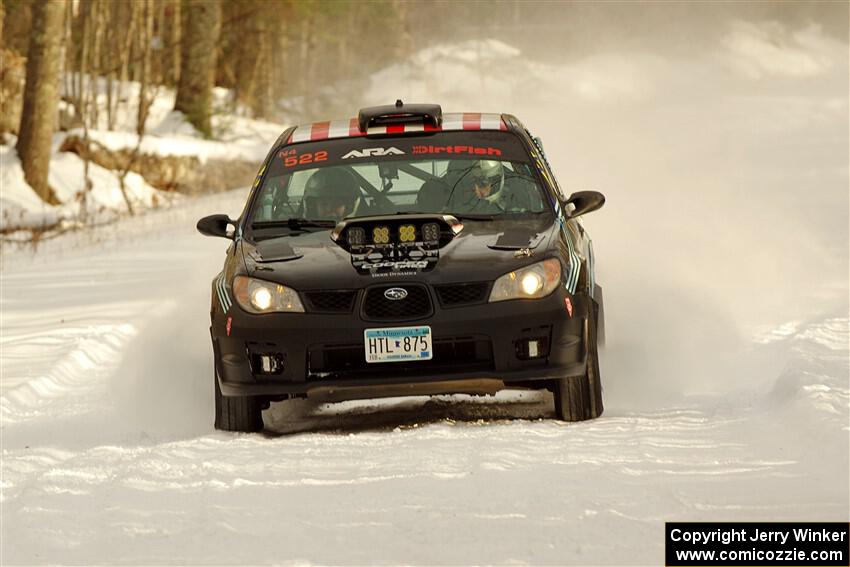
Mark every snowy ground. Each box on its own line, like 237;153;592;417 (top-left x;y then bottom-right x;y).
2;17;849;566
1;190;846;565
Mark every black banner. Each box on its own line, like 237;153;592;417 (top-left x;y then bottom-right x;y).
666;522;849;566
270;130;532;175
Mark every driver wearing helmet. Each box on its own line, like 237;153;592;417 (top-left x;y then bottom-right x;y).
302;167;360;221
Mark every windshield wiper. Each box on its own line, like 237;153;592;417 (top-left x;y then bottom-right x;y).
451;213;498;221
251;218;338;231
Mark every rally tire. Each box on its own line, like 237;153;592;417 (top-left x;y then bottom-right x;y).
214;371;263;432
554;300;604;421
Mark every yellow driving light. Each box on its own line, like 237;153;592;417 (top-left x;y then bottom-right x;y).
521;273;543;295
399;224;416;242
251;287;273;310
373;226;390;244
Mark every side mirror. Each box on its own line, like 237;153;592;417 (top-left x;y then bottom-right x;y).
564;191;605;218
197;214;235;239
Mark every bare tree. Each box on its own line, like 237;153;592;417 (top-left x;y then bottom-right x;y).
87;0;104;129
16;0;64;204
137;0;154;135
77;0;108;223
103;1;117;129
174;0;221;138
168;0;181;86
73;0;92;120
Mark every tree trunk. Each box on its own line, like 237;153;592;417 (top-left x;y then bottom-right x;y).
137;0;153;135
174;0;221;139
115;5;138;132
63;0;74;117
299;12;315;120
75;0;90;121
105;64;114;128
87;0;104;129
247;16;268;119
169;0;181;86
103;0;116;129
16;0;64;204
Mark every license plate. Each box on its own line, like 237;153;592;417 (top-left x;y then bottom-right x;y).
364;326;433;363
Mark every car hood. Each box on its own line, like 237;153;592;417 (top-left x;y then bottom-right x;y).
240;218;557;290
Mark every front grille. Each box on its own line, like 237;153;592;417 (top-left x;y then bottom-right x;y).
435;282;489;307
303;290;357;313
362;284;432;321
308;336;493;378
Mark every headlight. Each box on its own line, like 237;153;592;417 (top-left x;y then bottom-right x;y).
232;276;305;313
489;258;561;302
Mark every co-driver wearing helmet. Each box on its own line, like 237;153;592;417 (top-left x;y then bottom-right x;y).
470;160;503;200
446;159;505;213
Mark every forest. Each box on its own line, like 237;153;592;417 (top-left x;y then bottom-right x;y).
0;0;843;214
0;1;540;208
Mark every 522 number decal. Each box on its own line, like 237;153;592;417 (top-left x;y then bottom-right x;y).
279;150;328;168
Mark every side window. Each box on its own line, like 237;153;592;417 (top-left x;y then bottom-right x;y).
254;173;299;221
287;173;309;199
529;132;567;202
503;162;546;213
254;178;278;221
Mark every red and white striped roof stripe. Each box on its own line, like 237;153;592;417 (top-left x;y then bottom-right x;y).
287;112;507;144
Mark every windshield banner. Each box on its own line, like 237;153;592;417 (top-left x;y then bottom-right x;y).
272;131;530;174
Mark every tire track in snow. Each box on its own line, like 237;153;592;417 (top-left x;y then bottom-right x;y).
0;403;822;565
1;320;140;424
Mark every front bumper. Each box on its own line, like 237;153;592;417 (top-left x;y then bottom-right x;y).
211;286;591;398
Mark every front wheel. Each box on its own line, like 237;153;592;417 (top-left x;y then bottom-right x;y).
214;371;263;432
554;301;604;421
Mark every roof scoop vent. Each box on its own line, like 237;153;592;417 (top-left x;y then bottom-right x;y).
357;102;442;133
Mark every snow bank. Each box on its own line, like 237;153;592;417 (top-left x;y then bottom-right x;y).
59;76;286;162
0;143;63;231
1;135;172;232
48;152;161;210
80;112;281;164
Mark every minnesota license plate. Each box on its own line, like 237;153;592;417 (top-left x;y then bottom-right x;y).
364;326;433;363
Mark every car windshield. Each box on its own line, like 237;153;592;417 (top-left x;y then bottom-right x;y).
248;131;551;229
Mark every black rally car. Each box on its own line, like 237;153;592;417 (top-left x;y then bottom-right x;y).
198;102;606;432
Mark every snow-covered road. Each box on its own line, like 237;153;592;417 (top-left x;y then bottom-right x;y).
1;189;847;565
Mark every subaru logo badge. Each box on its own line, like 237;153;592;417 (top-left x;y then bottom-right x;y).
384;287;408;301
